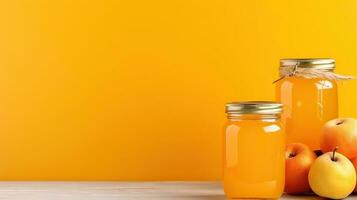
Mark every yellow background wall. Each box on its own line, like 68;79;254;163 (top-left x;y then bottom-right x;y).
0;0;356;180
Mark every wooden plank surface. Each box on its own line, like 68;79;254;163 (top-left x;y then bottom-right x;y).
0;181;354;199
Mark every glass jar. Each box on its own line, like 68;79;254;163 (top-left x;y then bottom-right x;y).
276;58;338;150
223;101;285;199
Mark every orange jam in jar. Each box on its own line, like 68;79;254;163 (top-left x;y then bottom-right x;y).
223;101;285;199
276;59;338;150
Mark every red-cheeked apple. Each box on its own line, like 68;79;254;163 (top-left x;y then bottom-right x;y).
321;118;357;159
285;143;316;194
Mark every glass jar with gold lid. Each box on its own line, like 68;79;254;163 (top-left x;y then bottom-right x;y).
275;58;339;150
223;101;285;199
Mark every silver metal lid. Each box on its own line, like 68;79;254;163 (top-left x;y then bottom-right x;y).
225;101;283;115
280;58;335;71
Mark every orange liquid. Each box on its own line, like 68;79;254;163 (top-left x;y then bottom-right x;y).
223;117;285;199
276;77;338;150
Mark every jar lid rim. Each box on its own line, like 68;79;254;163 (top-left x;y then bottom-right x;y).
226;101;282;114
280;58;335;70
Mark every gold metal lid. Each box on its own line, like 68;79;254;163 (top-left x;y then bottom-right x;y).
225;101;282;115
280;58;335;71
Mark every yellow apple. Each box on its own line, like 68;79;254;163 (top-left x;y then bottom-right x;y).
308;148;356;199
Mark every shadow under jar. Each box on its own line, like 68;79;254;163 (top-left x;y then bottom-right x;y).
223;101;285;199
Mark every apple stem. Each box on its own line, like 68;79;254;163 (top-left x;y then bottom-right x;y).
288;153;295;158
336;120;344;125
332;146;339;161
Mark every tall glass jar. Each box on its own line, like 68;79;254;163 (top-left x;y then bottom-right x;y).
223;101;285;199
276;58;338;150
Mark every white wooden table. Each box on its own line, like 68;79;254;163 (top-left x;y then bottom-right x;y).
0;181;353;199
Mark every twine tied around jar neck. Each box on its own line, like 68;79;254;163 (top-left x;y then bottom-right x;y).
273;62;354;84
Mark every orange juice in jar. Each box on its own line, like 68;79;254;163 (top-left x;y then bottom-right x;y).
223;101;285;199
276;58;341;150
